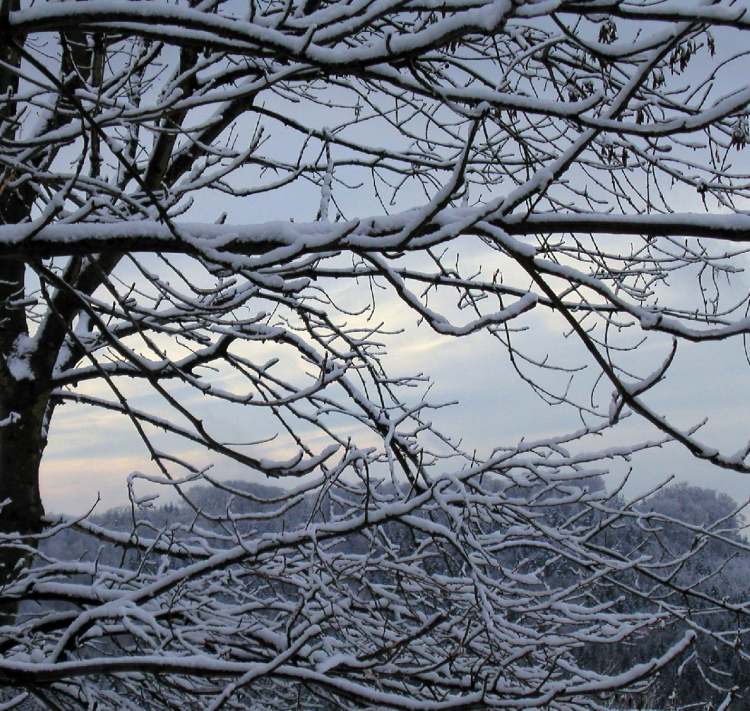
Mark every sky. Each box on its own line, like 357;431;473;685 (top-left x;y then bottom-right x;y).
40;247;750;515
32;12;750;517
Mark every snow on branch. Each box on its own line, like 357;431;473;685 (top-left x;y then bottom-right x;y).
2;1;750;708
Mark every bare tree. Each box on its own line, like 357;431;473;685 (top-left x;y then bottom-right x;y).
1;0;750;708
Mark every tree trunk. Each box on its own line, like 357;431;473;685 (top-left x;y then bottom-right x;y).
0;382;47;626
0;3;40;624
0;385;46;532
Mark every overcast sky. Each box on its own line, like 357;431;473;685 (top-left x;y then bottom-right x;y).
40;232;750;514
36;23;750;517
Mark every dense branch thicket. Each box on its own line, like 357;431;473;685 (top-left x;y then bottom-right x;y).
1;0;750;708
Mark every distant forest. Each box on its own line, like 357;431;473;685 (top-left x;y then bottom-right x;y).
27;480;750;711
